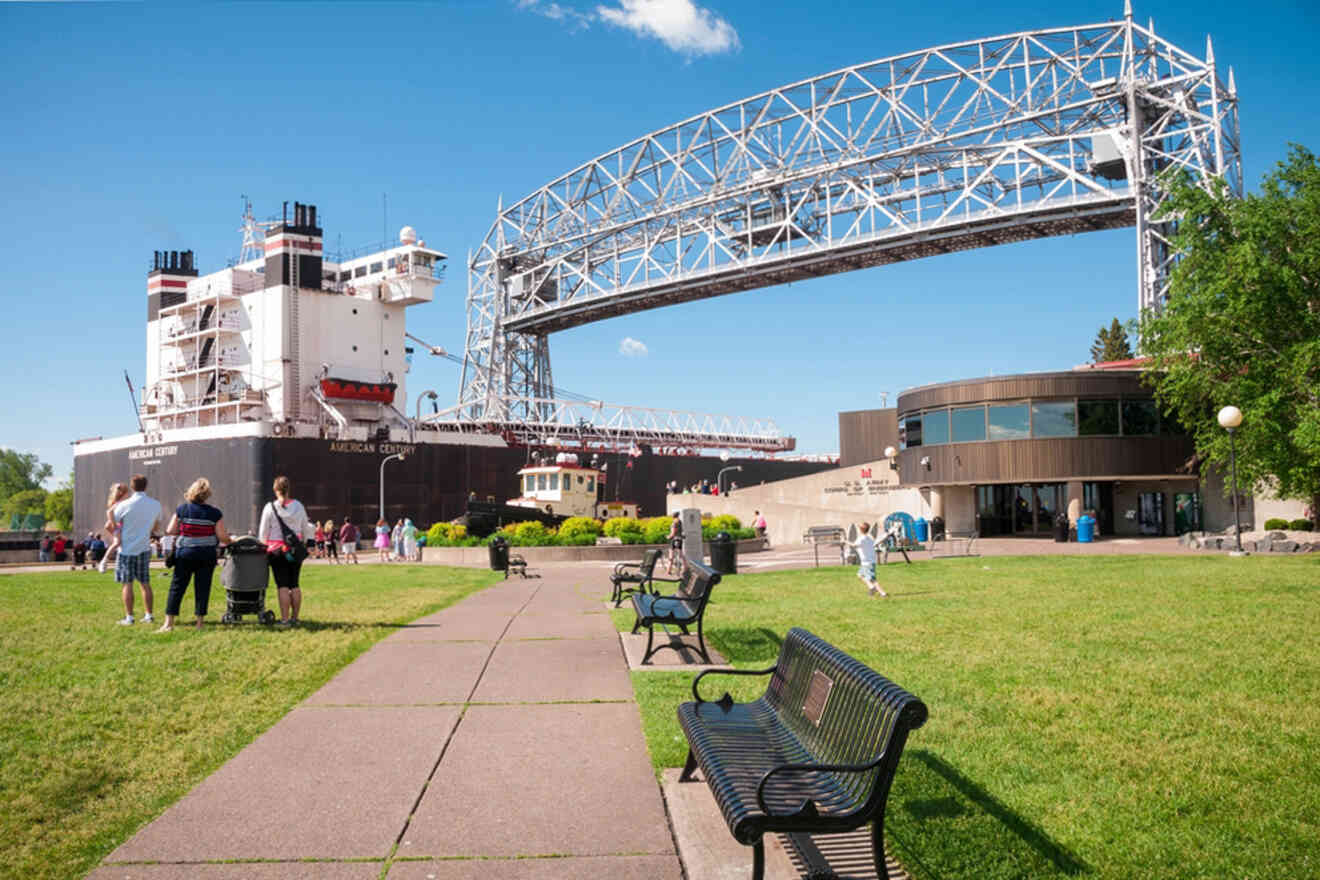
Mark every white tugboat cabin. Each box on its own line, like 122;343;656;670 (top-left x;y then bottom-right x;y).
508;453;638;519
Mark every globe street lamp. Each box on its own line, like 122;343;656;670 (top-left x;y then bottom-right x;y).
1217;406;1246;555
884;446;898;471
379;452;407;522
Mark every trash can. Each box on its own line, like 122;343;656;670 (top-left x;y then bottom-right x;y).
914;518;929;543
1077;515;1096;543
709;531;737;574
1053;512;1069;543
488;536;509;571
930;516;946;542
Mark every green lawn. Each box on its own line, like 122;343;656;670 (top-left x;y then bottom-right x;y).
0;563;500;880
616;555;1320;880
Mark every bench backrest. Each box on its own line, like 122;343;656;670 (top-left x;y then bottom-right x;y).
638;548;662;576
764;627;927;817
675;559;720;608
803;525;845;543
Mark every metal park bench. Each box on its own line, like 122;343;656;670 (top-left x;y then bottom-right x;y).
630;559;720;665
677;627;928;880
610;548;663;607
802;525;846;567
505;553;540;579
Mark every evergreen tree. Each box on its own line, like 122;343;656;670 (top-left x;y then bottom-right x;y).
1090;318;1134;362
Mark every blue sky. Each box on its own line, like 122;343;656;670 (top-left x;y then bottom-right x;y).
3;0;1318;484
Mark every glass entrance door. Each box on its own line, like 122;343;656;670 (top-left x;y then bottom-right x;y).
978;484;1066;535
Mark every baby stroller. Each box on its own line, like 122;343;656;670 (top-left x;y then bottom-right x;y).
220;536;277;624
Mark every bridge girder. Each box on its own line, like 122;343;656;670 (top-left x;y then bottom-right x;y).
456;12;1241;444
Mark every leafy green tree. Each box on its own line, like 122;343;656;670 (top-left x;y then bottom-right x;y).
45;488;73;531
0;449;52;505
1141;145;1320;523
1090;317;1134;363
4;488;48;523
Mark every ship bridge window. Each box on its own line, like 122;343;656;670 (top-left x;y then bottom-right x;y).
537;474;547;491
586;477;594;493
524;475;534;494
549;474;559;490
370;262;383;273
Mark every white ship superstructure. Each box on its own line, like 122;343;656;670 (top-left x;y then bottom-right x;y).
142;202;445;439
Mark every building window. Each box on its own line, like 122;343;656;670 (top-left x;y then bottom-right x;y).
1122;399;1159;435
1078;399;1119;435
354;266;367;278
951;405;986;442
1031;401;1076;437
901;415;922;448
537;474;547;491
586;477;594;493
387;257;396;268
370;262;383;273
988;404;1030;440
549;473;559;490
923;409;950;445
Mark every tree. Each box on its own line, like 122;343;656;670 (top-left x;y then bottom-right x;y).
1090;318;1134;362
1141;144;1320;524
0;449;52;504
4;488;48;525
44;468;74;530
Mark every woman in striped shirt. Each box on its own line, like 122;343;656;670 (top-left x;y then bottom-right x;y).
158;478;231;633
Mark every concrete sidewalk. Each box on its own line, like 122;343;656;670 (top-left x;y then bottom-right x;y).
90;566;682;879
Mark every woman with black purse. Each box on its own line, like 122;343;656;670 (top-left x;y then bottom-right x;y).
258;475;314;627
158;478;231;633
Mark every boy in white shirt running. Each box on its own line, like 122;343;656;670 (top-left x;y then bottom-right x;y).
848;522;888;598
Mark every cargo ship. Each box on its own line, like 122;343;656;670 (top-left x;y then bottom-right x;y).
73;200;832;537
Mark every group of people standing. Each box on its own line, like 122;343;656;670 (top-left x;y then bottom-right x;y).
100;473;315;632
374;517;421;563
312;518;360;564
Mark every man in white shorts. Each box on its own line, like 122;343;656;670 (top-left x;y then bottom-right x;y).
112;474;163;624
338;516;360;564
848;522;888;598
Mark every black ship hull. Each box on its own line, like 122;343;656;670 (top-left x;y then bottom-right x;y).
75;437;833;538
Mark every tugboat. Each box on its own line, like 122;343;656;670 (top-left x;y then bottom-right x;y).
463;453;639;537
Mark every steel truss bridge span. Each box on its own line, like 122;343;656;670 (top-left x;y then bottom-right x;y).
454;7;1241;449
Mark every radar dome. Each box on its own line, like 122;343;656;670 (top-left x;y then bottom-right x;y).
399;226;417;244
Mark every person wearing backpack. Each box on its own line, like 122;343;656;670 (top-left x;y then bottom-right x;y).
258;475;315;627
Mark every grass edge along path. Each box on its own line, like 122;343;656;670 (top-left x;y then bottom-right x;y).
0;564;502;880
613;555;1320;880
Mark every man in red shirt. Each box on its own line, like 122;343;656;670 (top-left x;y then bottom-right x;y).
338;517;360;564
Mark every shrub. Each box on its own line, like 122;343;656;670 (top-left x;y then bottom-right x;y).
641;516;673;545
1264;518;1290;530
708;514;742;532
603;516;644;539
425;522;468;546
1289;518;1314;531
558;516;602;541
510;521;556;546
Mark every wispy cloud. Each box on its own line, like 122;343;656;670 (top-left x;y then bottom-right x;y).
618;337;649;357
517;0;740;56
597;0;739;55
518;0;593;29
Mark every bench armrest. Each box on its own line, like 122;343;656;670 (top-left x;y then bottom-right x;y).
755;754;887;817
613;560;642;576
691;665;777;706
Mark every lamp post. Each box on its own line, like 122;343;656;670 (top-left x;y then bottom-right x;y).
884;446;898;471
411;390;438;442
1217;406;1246;555
717;465;742;495
379;452;407;521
